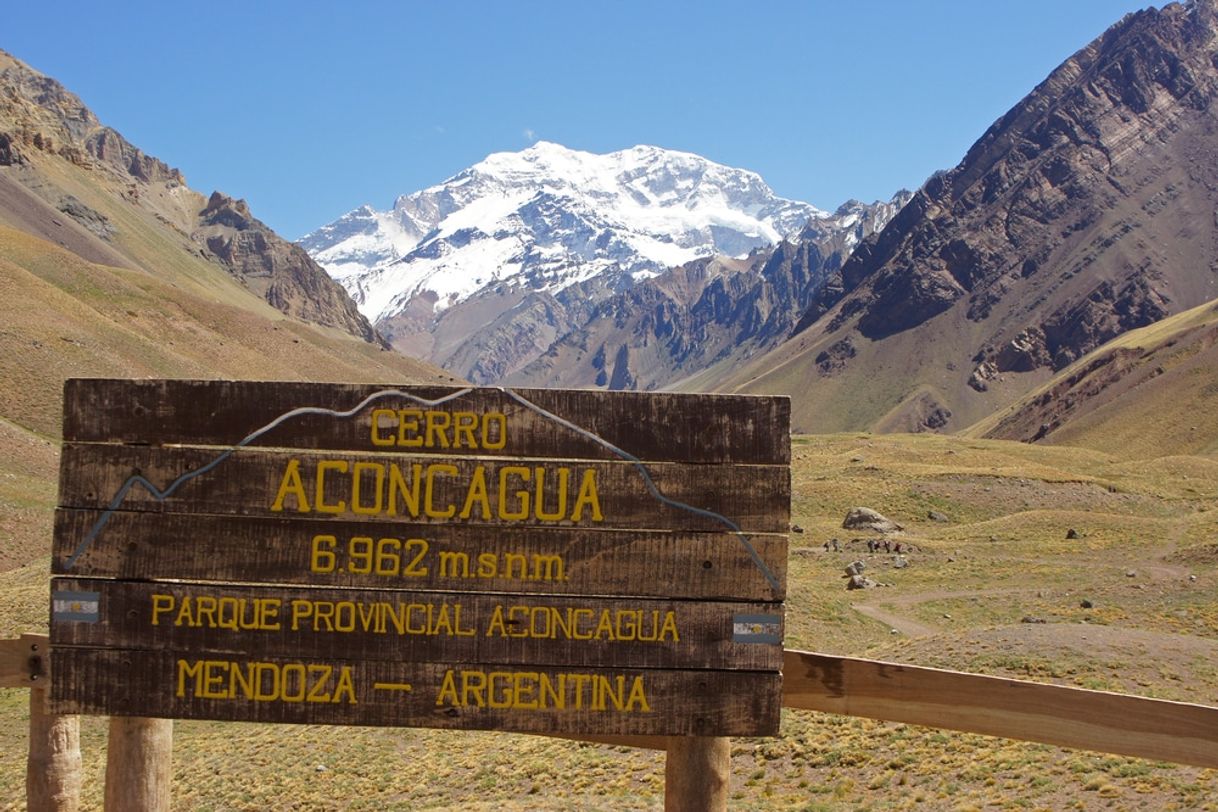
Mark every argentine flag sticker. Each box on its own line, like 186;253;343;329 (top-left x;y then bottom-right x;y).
732;613;782;644
53;590;101;623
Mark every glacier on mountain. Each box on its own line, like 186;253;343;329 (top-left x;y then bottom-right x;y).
300;141;827;323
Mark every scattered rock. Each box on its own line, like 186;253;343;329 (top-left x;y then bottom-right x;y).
946;556;956;563
1189;574;1198;582
58;195;116;240
889;628;900;635
846;574;876;590
996;328;1053;372
0;132;25;166
816;336;858;376
942;613;952;619
315;764;328;773
927;510;950;522
893;555;909;569
1066;528;1080;540
850;455;864;463
922;403;952;431
1080;599;1094;609
1125;570;1136;578
968;362;997;392
842;507;903;534
791;524;804;534
844;561;866;577
1021;616;1047;624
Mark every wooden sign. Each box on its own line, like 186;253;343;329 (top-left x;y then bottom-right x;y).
50;380;789;736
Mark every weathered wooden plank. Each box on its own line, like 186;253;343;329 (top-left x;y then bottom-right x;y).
51;648;782;736
50;579;783;671
62;380;791;465
57;444;790;533
53;509;787;601
0;633;48;688
783;649;1218;769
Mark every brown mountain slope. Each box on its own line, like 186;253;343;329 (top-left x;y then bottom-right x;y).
714;0;1218;434
0;224;455;569
966;297;1218;457
0;48;382;344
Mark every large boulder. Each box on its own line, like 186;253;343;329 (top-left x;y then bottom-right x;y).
845;574;875;590
842;507;903;534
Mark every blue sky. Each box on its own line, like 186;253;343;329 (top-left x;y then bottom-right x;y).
6;1;1150;238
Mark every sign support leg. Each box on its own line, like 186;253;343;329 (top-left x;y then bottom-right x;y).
664;735;729;812
104;717;172;812
27;686;81;812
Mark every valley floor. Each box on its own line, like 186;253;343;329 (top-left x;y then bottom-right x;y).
2;433;1217;810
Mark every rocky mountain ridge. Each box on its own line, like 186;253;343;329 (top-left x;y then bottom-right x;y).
510;194;910;390
724;0;1218;434
0;49;380;345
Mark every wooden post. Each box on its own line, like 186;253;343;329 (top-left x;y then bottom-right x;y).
665;736;730;812
3;633;81;812
27;686;82;812
104;717;173;811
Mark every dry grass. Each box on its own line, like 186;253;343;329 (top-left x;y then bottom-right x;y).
2;429;1217;809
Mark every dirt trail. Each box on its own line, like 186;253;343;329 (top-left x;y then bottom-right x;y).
852;587;1027;637
851;603;939;637
1142;519;1192;579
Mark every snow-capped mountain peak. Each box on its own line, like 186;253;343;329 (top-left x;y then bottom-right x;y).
297;142;908;389
300;141;827;322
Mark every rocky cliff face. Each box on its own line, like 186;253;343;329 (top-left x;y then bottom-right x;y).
194;192;382;344
0;52;183;184
0;50;382;346
755;0;1218;432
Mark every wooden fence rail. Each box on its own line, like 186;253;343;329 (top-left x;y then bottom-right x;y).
781;649;1218;769
6;634;1218;810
